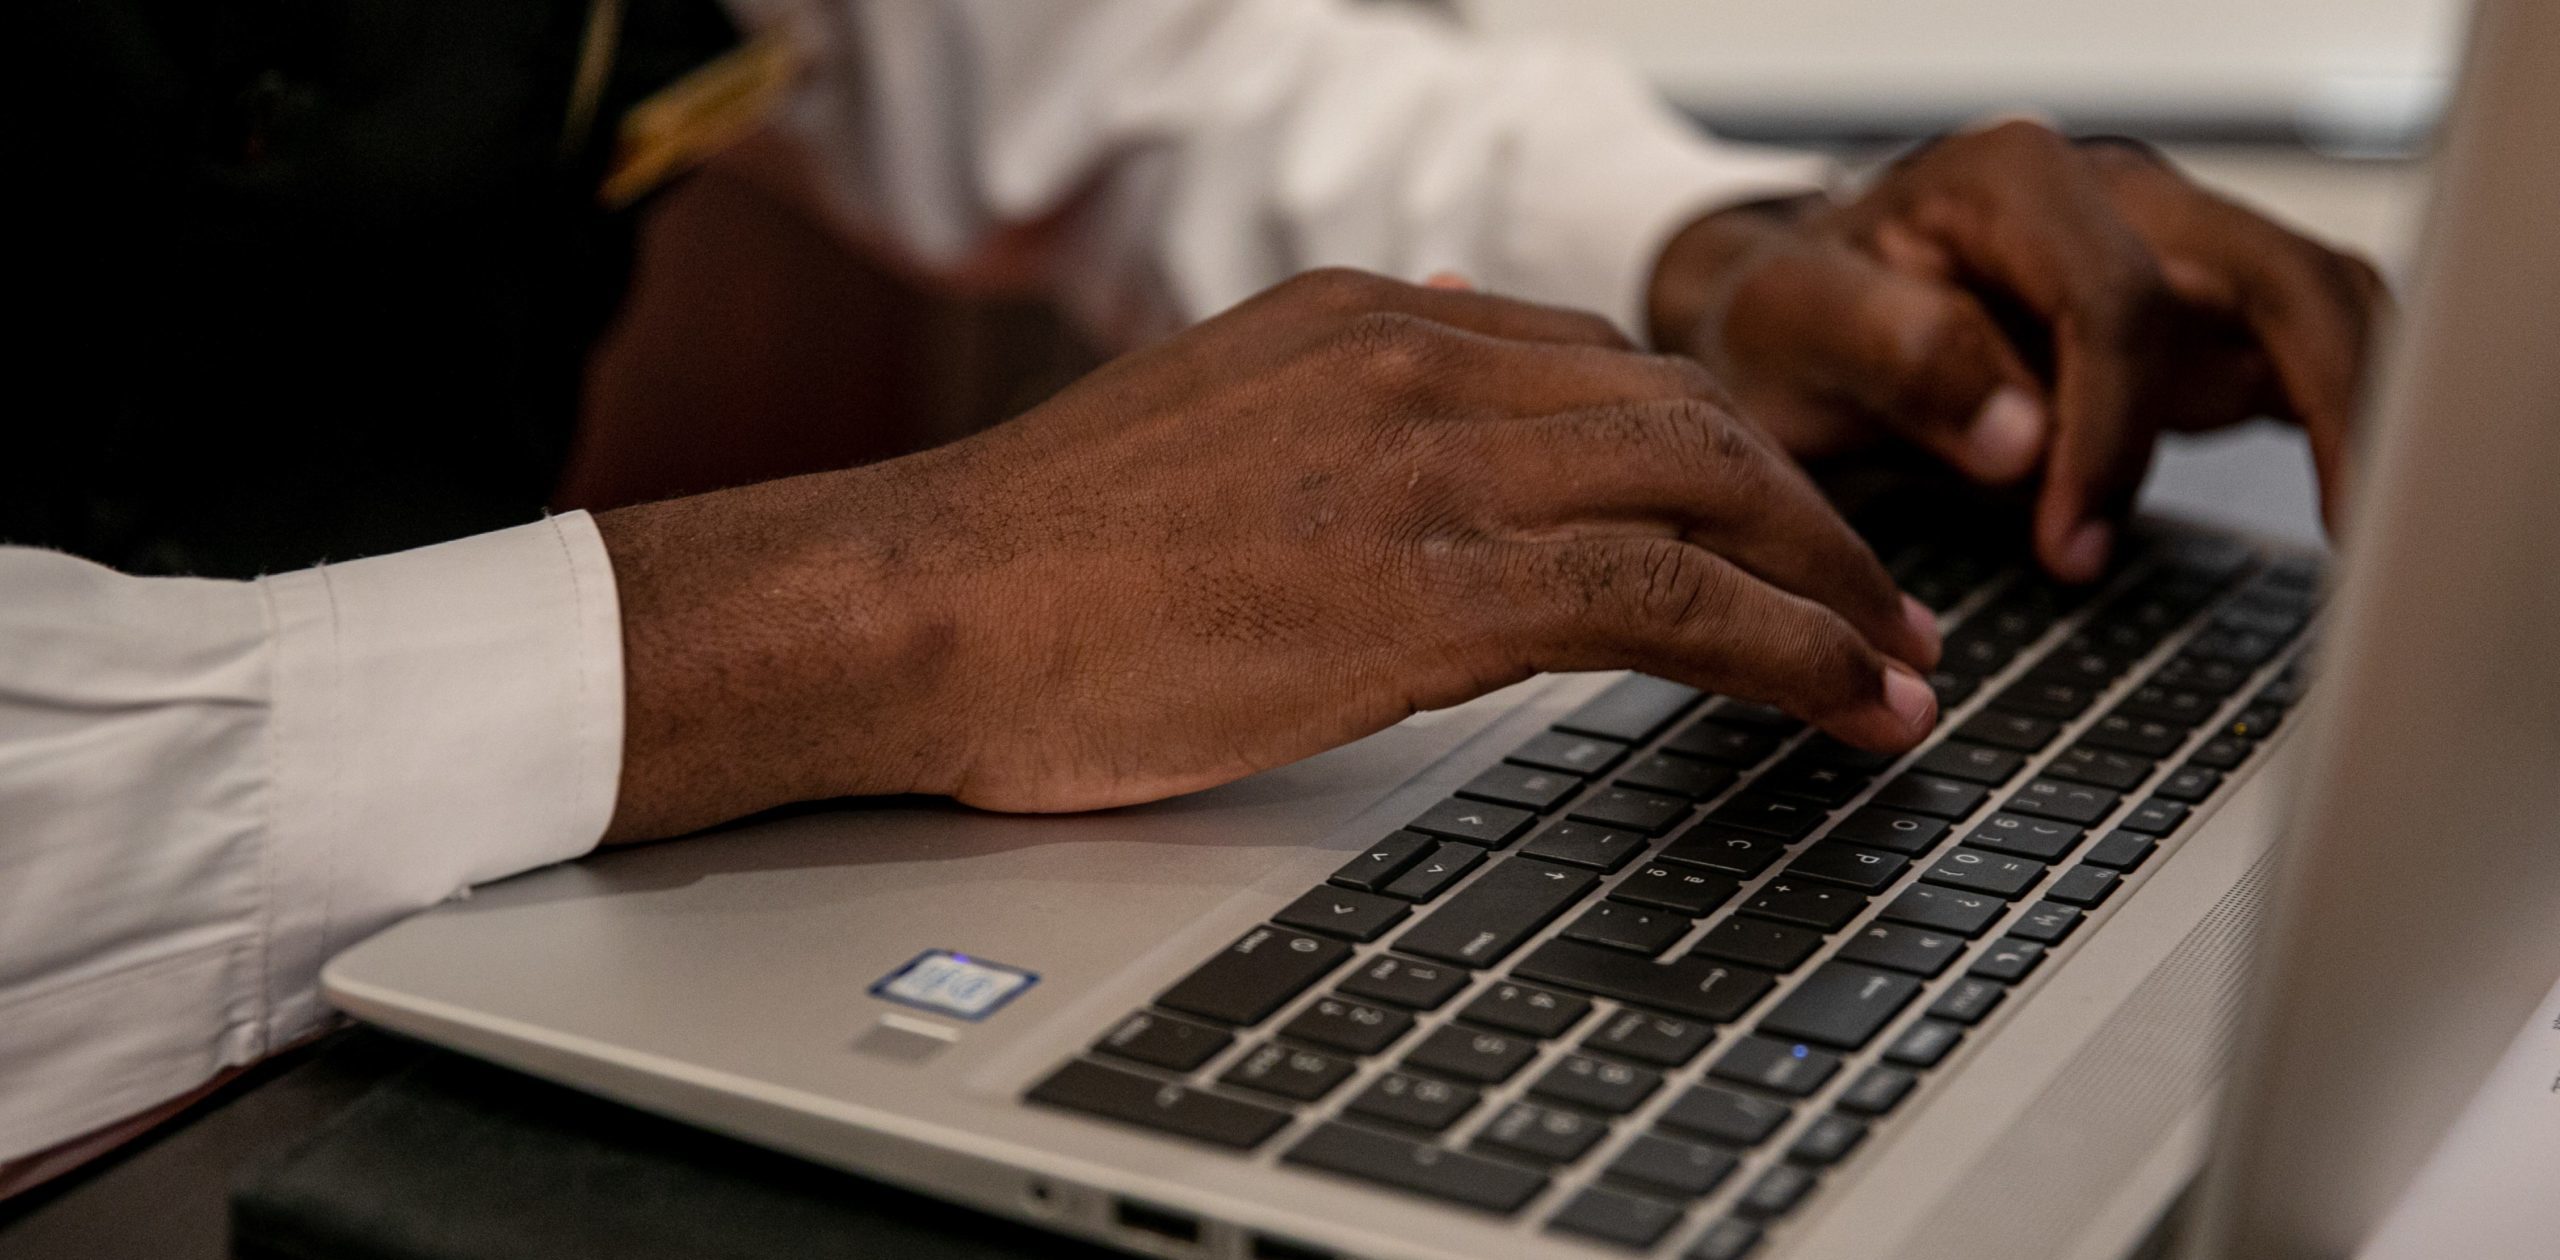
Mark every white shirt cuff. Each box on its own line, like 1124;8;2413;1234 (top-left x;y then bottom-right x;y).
1490;48;1834;340
256;512;624;1045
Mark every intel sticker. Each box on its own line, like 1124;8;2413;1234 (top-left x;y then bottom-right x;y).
871;951;1038;1021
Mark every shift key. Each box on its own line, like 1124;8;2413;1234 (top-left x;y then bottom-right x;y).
1157;926;1351;1025
1395;859;1597;969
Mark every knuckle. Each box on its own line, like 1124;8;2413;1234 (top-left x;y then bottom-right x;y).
1972;117;2070;161
1570;309;1638;349
1626;542;1720;630
1289;266;1397;312
1334;310;1447;390
1653;353;1734;405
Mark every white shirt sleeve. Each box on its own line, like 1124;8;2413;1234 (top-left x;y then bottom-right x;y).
737;0;1831;342
0;513;622;1165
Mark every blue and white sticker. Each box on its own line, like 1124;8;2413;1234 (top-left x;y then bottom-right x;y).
870;950;1039;1021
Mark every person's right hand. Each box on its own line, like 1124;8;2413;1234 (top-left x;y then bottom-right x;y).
595;269;1941;840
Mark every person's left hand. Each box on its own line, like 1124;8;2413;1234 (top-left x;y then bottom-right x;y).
1648;120;2390;582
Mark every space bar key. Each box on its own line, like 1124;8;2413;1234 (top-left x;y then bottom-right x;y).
1513;939;1776;1022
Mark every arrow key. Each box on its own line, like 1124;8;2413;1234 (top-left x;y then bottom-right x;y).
1327;829;1436;893
1275;886;1411;942
1379;841;1488;901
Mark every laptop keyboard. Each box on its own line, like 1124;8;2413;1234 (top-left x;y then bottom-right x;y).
1027;513;2320;1257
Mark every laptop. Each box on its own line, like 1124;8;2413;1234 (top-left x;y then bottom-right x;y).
321;2;2560;1256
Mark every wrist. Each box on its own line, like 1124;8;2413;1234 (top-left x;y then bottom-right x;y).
595;468;967;841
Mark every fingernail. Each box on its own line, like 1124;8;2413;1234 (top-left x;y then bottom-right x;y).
2061;520;2115;580
1900;593;1943;664
1963;387;2044;482
1424;271;1473;290
1884;663;1938;734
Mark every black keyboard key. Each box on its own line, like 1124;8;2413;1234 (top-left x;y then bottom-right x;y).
1735;1164;1818;1220
1458;762;1583;812
1548;1186;1684;1249
2006;777;2121;826
1285;1122;1547;1215
1957;710;2062;752
1280;995;1414;1056
1826;806;1951;856
1940;628;2017;677
1869;773;1989;820
2010;901;2085;946
1660;823;1790;877
1403;1023;1540;1084
1758;963;1922;1050
1786;1112;1869;1165
1557;675;1703;743
2047;864;2123;907
1922;847;2047;900
1994;678;2099;721
1379;841;1488;901
1928;977;2007;1025
2186;627;2282;666
2046;744;2156;792
1584;1009;1718;1067
1914;741;2027;786
1931;670;1981;709
1158;927;1352;1025
1094;1011;1233;1072
2083;711;2188;758
2255;669;2309;709
2117;683;2216;727
1570;787;1694;836
1760;759;1873;808
1476;1100;1609;1165
1515;939;1777;1022
1561;900;1692;955
1607;1133;1738;1199
2117;797;2191;835
1968;938;2046;982
1706;791;1829;840
1664;720;1782;766
1705;699;1803;733
2156;764;2224;804
1510;730;1631;776
1396;859;1596;968
1346;1070;1479;1133
1221;1041;1356;1101
1785;843;1910;893
1615;753;1740;800
1836;921;1964;977
2084;829;2159;870
1029;1059;1291;1150
1407;798;1534;848
2155;652;2252;696
1883;1018;1966;1067
1274;886;1411;941
1738;879;1868;931
1837;1066;1918;1117
1660;1084;1792;1145
1331;831;1438;893
1688;1217;1766;1260
1711;1035;1842;1097
1338;954;1470;1010
1461;980;1592;1039
1616;863;1741;917
1520;821;1650;872
1690;917;1825;973
1879;884;2005;938
2223;704;2285;740
2187;735;2252;771
1966;811;2086;862
1531;1052;1663;1115
1794;735;1901;775
2027;648;2122;689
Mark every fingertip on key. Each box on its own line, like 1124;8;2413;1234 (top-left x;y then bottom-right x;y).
1883;663;1939;739
2057;520;2114;584
1961;387;2045;484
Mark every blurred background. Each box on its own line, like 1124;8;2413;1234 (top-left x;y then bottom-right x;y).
564;0;2457;546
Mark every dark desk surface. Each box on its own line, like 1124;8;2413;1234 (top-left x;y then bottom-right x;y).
0;1028;1129;1260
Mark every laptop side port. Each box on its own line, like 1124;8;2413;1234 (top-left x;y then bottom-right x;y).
1114;1198;1204;1249
1249;1234;1336;1260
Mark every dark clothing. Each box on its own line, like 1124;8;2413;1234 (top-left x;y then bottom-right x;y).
13;0;734;578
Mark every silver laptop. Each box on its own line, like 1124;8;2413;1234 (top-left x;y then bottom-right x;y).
322;2;2560;1257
